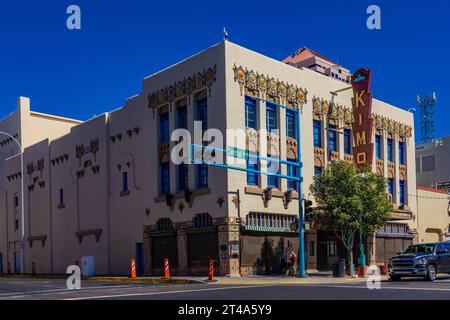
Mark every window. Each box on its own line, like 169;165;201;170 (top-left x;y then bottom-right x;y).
14;194;19;208
399;141;405;165
177;105;187;129
313;120;322;148
314;166;322;176
286;109;296;139
387;138;393;162
421;155;435;172
328;124;337;153
328;241;337;256
197;163;208;188
388;178;394;199
177;163;187;192
267;156;279;188
196;98;207;132
399;180;406;205
160;163;170;194
266;103;277;132
309;241;315;257
15;219;19;231
375;135;382;160
344;129;352;155
287;159;298;191
246;153;259;186
59;189;64;206
122;172;128;192
159;112;169;143
245;97;257;129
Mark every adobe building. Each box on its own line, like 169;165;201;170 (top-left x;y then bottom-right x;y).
0;40;419;276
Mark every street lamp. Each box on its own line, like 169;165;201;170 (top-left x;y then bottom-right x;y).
0;131;25;274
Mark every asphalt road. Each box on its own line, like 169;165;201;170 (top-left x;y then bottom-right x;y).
0;276;449;300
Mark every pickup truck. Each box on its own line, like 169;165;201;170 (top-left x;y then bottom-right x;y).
388;242;450;281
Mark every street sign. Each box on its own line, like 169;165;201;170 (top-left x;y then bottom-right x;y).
227;146;248;160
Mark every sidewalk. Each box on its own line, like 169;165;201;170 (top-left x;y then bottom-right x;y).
1;273;386;285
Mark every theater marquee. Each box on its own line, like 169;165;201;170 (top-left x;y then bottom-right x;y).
351;68;374;168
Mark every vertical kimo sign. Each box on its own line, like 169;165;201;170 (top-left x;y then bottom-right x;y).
351;68;374;168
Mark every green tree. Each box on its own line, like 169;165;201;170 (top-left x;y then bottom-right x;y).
310;161;392;276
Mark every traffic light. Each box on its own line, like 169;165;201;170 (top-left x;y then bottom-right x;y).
304;199;313;221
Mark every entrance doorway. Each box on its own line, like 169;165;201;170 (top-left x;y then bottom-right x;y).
135;243;144;276
317;231;345;270
13;251;21;274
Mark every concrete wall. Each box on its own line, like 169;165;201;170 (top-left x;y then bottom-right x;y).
416;187;449;243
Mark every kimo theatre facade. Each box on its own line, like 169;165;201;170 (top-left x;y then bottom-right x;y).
0;40;418;276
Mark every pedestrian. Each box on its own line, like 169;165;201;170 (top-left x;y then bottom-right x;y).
287;250;297;276
280;249;288;275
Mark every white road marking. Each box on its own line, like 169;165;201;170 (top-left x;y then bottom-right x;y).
0;284;151;298
65;285;277;300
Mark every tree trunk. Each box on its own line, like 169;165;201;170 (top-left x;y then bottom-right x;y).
348;248;354;277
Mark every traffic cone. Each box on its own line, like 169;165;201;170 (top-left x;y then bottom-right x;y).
31;262;36;276
164;258;170;279
208;258;214;281
130;259;137;278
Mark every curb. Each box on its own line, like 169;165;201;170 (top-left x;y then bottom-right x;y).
0;274;202;285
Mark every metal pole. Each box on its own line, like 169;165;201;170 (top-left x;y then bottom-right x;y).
0;132;24;274
359;212;366;266
296;107;306;277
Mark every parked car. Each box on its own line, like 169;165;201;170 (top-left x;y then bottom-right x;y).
388;242;450;281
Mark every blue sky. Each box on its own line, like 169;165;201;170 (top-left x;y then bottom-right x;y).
0;0;449;142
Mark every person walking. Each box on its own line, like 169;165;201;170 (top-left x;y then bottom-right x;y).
280;249;288;275
287;249;297;276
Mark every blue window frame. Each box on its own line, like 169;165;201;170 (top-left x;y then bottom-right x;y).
122;172;128;192
286;109;296;139
196;98;207;132
159;112;169;143
387;138;393;162
246;153;259;186
160;163;170;194
267;156;279;188
245;97;257;129
266;103;277;132
375;135;382;160
177;105;187;129
177;163;187;192
313;120;322;148
197;163;208;188
399;141;405;165
388;178;394;196
328;124;337;153
314;166;322;176
59;189;64;206
399;180;406;205
287;158;298;190
344;129;352;155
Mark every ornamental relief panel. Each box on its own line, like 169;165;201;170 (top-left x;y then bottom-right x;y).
147;65;217;116
233;64;308;108
312;97;353;127
373;114;413;139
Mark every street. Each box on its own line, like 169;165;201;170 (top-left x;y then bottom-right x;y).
0;276;449;300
